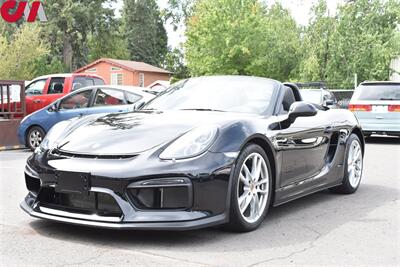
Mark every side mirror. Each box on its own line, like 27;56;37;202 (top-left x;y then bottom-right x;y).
323;99;334;107
48;103;59;112
288;102;318;123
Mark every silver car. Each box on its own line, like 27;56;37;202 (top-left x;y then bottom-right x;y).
300;89;339;108
349;81;400;137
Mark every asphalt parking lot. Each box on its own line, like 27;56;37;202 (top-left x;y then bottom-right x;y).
1;137;399;266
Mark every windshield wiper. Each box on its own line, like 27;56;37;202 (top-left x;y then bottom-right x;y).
179;108;226;112
379;97;400;100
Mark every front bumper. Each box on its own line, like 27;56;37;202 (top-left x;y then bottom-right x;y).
20;194;226;230
21;150;236;230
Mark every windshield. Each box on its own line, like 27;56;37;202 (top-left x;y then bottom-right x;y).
143;76;277;115
353;84;400;100
300;90;322;104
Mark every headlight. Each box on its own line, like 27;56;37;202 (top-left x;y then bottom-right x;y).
159;125;218;160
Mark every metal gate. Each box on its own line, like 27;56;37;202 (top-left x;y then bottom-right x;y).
0;80;26;150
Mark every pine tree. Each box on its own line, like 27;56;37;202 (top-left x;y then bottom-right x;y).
122;0;168;67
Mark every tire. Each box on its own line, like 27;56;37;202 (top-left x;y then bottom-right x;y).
329;134;363;194
226;144;273;232
26;126;45;151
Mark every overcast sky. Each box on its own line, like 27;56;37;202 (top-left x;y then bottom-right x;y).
113;0;344;48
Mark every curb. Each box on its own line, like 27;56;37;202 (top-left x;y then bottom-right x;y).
0;145;26;151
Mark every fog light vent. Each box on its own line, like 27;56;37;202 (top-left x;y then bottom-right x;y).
127;178;192;210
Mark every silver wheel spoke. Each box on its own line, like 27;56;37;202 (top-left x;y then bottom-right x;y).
251;156;262;182
256;187;268;194
240;174;250;186
256;178;268;186
250;194;260;218
239;193;252;213
242;164;253;182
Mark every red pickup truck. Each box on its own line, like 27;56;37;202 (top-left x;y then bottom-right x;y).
22;73;105;115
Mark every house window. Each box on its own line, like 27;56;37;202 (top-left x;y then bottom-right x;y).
111;73;123;85
86;68;97;72
139;73;145;87
111;67;122;71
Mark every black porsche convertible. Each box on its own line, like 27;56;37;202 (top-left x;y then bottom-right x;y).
21;76;364;232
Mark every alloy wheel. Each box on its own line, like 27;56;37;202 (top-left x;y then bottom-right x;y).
237;153;269;223
347;140;362;188
29;130;43;149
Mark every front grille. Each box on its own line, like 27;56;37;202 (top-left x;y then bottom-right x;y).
51;149;138;159
38;187;122;217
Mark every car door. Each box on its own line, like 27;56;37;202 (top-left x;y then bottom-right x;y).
50;89;94;127
88;88;132;114
25;78;49;114
41;77;66;109
275;86;331;187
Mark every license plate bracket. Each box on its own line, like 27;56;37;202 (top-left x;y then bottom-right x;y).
55;171;90;194
372;105;388;113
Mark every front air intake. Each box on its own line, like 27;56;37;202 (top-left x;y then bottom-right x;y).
127;178;193;210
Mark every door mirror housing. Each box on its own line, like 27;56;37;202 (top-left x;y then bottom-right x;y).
288;102;318;123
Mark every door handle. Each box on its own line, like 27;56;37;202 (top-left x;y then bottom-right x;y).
33;99;41;104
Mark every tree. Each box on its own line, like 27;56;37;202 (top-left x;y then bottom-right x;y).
298;0;335;82
87;19;129;62
164;47;189;81
0;23;48;80
327;0;400;88
245;3;301;81
122;0;168;67
185;0;301;81
163;0;197;30
40;0;116;72
298;0;400;88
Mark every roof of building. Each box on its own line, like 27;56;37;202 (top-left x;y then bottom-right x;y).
148;80;171;88
74;58;172;74
31;73;103;82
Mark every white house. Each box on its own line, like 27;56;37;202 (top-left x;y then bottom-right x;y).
390;56;400;81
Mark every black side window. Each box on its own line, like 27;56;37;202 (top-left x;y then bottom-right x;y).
93;89;125;106
48;78;65;94
93;78;105;85
59;90;92;110
72;77;95;91
280;86;296;114
126;92;142;104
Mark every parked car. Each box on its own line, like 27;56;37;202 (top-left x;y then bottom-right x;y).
18;85;155;150
21;76;364;232
18;73;105;116
300;89;339;108
349;81;400;137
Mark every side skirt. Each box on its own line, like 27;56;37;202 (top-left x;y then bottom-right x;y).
272;181;342;207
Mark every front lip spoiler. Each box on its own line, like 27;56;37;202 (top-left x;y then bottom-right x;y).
20;199;227;230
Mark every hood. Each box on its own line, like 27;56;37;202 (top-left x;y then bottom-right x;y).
55;110;249;155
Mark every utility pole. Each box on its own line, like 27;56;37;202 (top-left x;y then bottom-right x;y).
354;73;358;89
